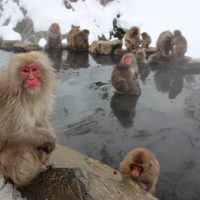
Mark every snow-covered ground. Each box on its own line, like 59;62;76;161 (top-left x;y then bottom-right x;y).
0;0;200;58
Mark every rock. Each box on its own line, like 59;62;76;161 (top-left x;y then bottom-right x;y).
13;41;42;52
18;145;158;200
0;37;3;47
89;39;122;55
0;40;20;50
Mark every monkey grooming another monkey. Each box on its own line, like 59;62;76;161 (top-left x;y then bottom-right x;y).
45;22;62;49
124;26;141;51
172;30;187;57
141;32;151;48
120;147;160;194
111;53;141;96
0;51;57;187
156;30;173;57
73;29;90;50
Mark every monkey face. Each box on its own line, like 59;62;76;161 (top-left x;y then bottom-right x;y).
51;24;60;33
19;63;42;93
130;163;143;177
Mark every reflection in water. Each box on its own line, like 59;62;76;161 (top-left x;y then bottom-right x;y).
110;94;138;128
1;51;200;200
45;49;62;71
154;68;184;99
64;50;89;69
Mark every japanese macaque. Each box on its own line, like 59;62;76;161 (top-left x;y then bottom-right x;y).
66;25;80;47
172;30;187;56
156;31;173;57
0;51;57;187
45;23;62;49
136;48;147;68
141;32;151;48
120;147;160;194
124;26;141;51
111;53;141;96
73;29;90;50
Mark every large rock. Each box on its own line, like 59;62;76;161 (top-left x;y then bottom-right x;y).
19;145;158;200
0;40;20;50
13;41;42;52
89;39;122;54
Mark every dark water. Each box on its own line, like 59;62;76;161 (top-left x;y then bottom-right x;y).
1;50;200;200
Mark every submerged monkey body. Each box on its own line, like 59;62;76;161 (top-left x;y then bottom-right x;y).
0;52;56;186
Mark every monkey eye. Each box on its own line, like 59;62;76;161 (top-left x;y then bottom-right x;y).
22;67;29;73
32;67;38;72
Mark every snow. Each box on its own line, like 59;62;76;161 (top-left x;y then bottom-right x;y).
0;0;199;57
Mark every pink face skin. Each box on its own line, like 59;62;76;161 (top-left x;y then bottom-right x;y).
123;55;134;64
19;63;42;91
131;165;143;177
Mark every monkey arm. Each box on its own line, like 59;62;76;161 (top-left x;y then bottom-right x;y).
6;126;56;152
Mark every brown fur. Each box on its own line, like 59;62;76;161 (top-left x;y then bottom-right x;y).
124;26;141;51
66;25;80;47
73;29;90;50
136;48;147;67
0;51;57;187
141;32;151;48
172;30;187;56
111;53;140;96
156;31;173;57
46;23;62;49
120;147;160;194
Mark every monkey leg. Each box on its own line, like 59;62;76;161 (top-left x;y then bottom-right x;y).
0;148;47;187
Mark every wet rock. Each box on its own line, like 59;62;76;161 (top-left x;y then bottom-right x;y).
89;39;122;55
19;145;158;200
1;40;20;50
13;41;42;52
0;37;3;47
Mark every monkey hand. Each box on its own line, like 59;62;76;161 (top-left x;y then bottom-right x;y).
38;137;56;154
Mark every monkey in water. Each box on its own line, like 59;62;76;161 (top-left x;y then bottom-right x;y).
172;30;187;57
111;53;141;96
46;22;62;49
124;26;141;51
156;30;173;57
141;32;151;48
66;25;80;48
0;51;57;187
120;147;160;194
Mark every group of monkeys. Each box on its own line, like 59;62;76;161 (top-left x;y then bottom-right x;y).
45;22;90;50
0;51;160;195
0;22;188;196
46;22;187;61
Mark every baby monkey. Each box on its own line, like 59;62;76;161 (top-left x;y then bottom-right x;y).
120;147;160;194
111;53;141;96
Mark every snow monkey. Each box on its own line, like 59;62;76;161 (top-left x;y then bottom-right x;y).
111;53;141;96
73;29;90;50
141;32;151;48
124;26;141;51
172;30;187;56
46;22;62;49
66;25;80;47
120;147;160;194
0;51;57;187
156;30;174;57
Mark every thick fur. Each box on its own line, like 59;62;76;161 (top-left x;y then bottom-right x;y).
46;23;62;49
0;51;56;187
141;32;151;48
156;31;173;57
111;53;140;96
124;26;141;51
172;30;187;56
73;29;90;50
120;147;160;194
66;25;80;47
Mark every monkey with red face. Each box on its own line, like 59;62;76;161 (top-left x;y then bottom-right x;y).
0;51;56;187
111;53;141;96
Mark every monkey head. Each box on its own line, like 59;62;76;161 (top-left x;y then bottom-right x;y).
141;32;147;38
130;26;140;36
50;23;60;33
173;30;182;37
4;52;55;96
